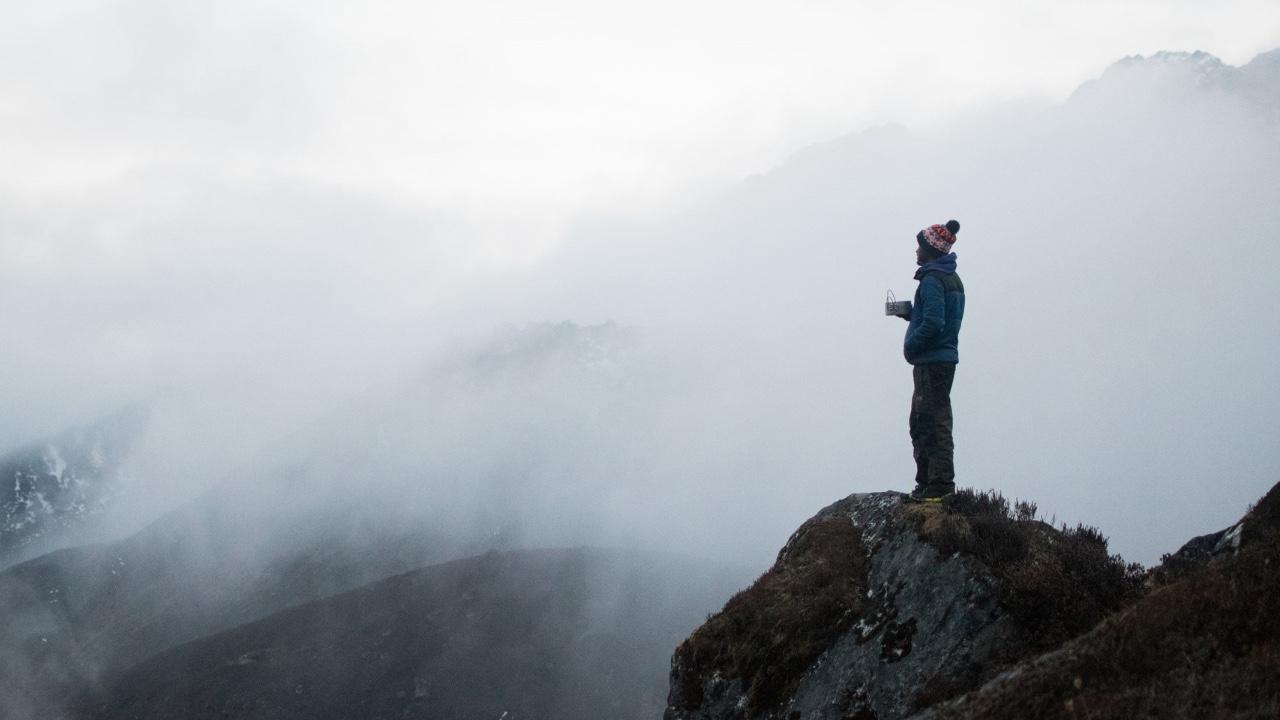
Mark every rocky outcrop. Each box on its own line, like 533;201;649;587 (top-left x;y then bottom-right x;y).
666;491;1142;720
912;480;1280;720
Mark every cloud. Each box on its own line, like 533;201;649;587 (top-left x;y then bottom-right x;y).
0;168;463;448
1;16;1278;570
504;51;1280;565
5;0;1277;208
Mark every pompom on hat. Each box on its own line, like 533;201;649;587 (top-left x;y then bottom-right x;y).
917;219;961;254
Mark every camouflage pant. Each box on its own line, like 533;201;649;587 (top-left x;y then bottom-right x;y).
910;363;956;490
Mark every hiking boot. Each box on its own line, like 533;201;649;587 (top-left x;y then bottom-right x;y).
904;484;955;505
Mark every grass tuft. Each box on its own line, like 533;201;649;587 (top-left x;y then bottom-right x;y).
922;481;1280;719
673;515;871;715
905;489;1145;654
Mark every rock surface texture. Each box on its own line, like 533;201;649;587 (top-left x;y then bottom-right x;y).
666;490;1141;720
911;480;1280;720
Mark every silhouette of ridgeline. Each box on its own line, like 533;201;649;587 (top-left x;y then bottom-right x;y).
73;548;746;720
666;483;1280;720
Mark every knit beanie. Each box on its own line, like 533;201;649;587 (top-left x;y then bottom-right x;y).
917;219;961;254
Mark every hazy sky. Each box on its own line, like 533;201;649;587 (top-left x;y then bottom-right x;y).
4;0;1278;237
2;1;1279;567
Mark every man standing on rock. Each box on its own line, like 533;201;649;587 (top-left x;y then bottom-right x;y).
897;219;964;503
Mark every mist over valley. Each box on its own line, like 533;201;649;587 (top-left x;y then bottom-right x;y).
2;32;1279;720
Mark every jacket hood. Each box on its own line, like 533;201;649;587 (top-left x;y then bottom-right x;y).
915;252;958;279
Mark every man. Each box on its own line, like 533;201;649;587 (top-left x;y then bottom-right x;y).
898;219;964;503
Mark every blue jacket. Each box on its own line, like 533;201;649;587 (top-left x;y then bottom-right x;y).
904;253;965;365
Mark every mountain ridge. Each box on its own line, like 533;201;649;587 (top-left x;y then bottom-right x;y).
1;408;145;569
71;546;749;720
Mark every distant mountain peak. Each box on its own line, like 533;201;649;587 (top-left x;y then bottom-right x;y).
1244;47;1280;69
1115;49;1225;70
0;407;146;565
458;320;635;384
1082;49;1230;94
1064;47;1280;122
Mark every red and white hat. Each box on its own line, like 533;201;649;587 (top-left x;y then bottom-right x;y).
917;220;960;254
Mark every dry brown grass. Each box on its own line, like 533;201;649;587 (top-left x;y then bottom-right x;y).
905;489;1145;653
922;481;1280;720
672;515;871;715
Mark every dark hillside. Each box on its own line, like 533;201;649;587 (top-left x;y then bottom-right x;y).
74;548;747;720
0;474;464;719
0;322;649;719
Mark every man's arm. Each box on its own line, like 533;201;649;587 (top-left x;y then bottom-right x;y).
905;276;945;352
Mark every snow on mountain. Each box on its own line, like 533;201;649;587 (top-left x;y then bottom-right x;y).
1066;49;1280;125
0;409;145;565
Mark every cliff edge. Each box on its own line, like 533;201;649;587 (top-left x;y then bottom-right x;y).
665;490;1143;720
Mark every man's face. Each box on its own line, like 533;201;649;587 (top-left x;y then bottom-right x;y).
916;246;928;265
